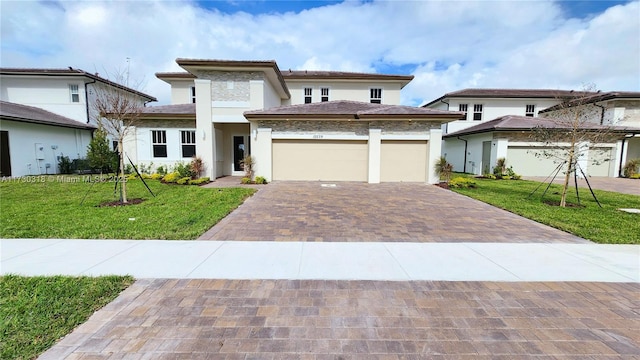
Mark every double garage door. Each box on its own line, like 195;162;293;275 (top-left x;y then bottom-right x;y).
272;139;427;182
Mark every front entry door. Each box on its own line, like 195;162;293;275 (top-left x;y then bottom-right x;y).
233;135;250;175
482;141;491;174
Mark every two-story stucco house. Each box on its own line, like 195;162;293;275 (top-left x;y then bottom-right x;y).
0;68;156;177
133;59;464;183
422;89;640;177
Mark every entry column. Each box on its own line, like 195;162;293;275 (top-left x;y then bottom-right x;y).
368;128;381;184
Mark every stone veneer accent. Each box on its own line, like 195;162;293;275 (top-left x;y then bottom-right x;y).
193;70;264;102
259;120;439;136
137;119;195;129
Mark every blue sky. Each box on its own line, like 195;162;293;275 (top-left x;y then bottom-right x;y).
1;0;638;105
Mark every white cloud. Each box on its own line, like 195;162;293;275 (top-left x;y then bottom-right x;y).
1;0;638;106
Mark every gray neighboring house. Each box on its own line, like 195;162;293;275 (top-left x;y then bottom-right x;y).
0;101;96;177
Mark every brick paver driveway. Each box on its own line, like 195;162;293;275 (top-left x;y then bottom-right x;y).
200;181;587;243
42;279;640;359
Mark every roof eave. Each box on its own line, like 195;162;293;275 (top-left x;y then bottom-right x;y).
1;115;96;130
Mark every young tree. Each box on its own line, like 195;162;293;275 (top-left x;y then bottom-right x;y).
87;128;117;173
531;85;617;207
92;73;147;203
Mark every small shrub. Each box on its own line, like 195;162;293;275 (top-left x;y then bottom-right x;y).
137;162;153;175
435;156;453;182
255;176;267;184
622;158;640;178
448;177;477;189
162;172;181;183
126;174;137;181
189;177;211;185
177;177;190;185
58;155;73;174
174;161;194;179
241;177;252;184
630;173;640;179
190;156;204;179
150;173;163;180
156;165;167;176
124;164;133;175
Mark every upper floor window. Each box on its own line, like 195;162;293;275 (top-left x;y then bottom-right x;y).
525;104;535;117
304;88;312;104
181;130;196;158
370;88;382;104
191;86;196;104
152;130;167;158
458;104;468;120
69;84;80;103
473;104;483;121
320;88;330;102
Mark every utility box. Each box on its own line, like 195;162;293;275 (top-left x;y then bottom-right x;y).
35;143;45;160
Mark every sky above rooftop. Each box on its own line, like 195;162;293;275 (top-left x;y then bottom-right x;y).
1;0;638;106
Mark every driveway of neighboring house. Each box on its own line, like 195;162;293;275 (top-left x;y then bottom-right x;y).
200;181;587;243
525;176;640;196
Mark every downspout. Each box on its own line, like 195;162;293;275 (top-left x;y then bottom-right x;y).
457;136;468;173
593;102;606;125
84;78;97;124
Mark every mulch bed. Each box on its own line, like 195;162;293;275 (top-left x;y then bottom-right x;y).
542;199;585;208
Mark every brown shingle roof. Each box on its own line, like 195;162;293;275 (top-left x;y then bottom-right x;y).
0;67;157;102
282;70;413;87
443;115;638;138
539;91;640;113
422;88;594;108
0;101;96;130
155;72;196;82
139;104;196;119
244;100;465;120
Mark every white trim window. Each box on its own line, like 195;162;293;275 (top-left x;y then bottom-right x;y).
473;104;483;121
525;104;535;117
321;87;329;102
458;104;468;120
69;84;80;103
152;130;167;158
191;86;196;103
370;88;382;104
304;88;312;103
181;130;196;158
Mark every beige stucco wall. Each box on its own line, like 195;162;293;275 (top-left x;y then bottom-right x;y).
284;81;403;105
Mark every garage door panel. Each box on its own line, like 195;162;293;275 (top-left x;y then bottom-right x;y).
380;140;427;182
507;147;562;177
586;148;613;177
272;140;367;181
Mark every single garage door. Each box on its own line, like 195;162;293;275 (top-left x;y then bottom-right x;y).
507;146;563;177
585;147;613;177
272;139;368;181
380;140;428;182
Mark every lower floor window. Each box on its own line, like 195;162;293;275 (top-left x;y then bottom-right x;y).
181;130;196;158
152;130;167;158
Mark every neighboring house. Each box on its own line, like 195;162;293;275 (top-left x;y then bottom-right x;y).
0;101;96;177
540;91;640;175
442;115;639;177
422;89;640;177
0;67;156;175
134;59;463;183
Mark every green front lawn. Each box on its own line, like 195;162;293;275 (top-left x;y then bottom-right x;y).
0;275;134;360
451;178;640;244
0;176;255;239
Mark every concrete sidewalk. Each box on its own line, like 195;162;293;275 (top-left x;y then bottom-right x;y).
2;239;638;282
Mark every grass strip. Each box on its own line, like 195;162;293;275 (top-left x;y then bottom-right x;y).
451;178;640;244
0;275;134;360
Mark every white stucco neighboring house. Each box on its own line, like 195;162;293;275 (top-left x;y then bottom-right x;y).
0;101;96;177
133;58;464;184
0;67;157;176
422;88;640;177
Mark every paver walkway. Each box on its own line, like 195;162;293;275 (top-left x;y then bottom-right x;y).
40;279;640;359
200;182;587;243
